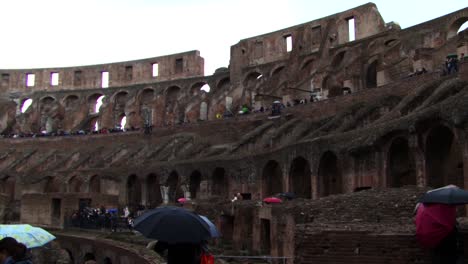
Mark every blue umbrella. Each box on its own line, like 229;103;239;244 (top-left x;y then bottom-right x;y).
0;224;56;248
134;206;213;244
198;215;220;238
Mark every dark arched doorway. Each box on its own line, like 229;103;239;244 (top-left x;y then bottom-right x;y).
366;60;378;88
126;175;142;209
289;157;312;198
166;171;180;202
146;174;161;208
212;168;227;197
318;151;342;197
189;171;202;199
262;161;283;197
425;126;463;188
387;137;416;187
89;175;101;193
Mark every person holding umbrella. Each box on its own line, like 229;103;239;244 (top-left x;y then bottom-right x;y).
134;206;219;264
416;185;468;263
0;237;32;264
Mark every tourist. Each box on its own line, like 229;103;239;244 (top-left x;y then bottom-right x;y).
0;237;32;264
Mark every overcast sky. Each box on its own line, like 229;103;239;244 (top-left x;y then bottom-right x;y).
0;0;466;75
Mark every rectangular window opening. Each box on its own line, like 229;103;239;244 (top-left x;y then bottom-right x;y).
50;72;59;86
125;66;133;81
175;58;183;73
152;63;159;77
101;71;109;88
348;17;356;42
285;35;293;52
26;73;35;87
74;70;82;86
1;74;10;87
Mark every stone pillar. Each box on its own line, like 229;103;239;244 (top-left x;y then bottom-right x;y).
409;134;426;187
161;186;169;204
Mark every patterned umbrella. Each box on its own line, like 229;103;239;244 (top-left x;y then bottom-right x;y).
0;224;56;248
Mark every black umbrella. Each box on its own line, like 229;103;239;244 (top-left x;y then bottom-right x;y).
419;185;468;205
133;206;212;244
278;192;296;200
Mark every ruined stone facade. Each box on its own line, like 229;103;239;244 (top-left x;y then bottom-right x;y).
0;3;468;263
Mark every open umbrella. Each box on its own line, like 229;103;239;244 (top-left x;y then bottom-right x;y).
415;203;456;248
134;206;212;244
0;224;56;248
419;185;468;205
263;197;282;204
177;198;188;204
278;192;296;200
198;215;220;238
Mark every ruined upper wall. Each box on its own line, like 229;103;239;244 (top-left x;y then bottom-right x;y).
0;50;204;94
229;3;386;81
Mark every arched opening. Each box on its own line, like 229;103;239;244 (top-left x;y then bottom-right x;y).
425;126;463;188
44;177;60;193
68;176;82;193
366;60;378;88
387;137;416;187
20;98;33;113
217;77;230;90
271;66;285;77
88;94;105;114
64;95;79;109
166;171;180;202
83;253;96;264
261;160;283;197
189;171;202;199
212;168;227;197
166;86;181;103
243;71;262;87
191;83;211;95
114;91;128;107
140;88;154;104
447;17;468;39
200;102;208;121
126;175;142;210
331;51;346;68
118;114;127;131
318;151;342;197
289;157;312;198
89;175;100;193
146;174;161;208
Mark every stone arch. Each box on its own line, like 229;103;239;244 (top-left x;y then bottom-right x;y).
126;174;142;209
113;91;129;106
289;157;312;198
44;177;61;193
212;167;227;197
166;171;180;202
243;71;263;87
189;170;202;199
89;175;101;193
40;96;56;104
87;93;104;114
331;50;346;68
63;95;80;109
447;17;468;39
387;137;416;187
139;88;155;104
166;86;181;101
425;125;463;188
317;151;342;197
190;82;207;96
261;160;283;197
216;77;231;90
271;65;285;77
301;58;315;70
146;174;161;208
68;176;83;193
366;60;378;88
